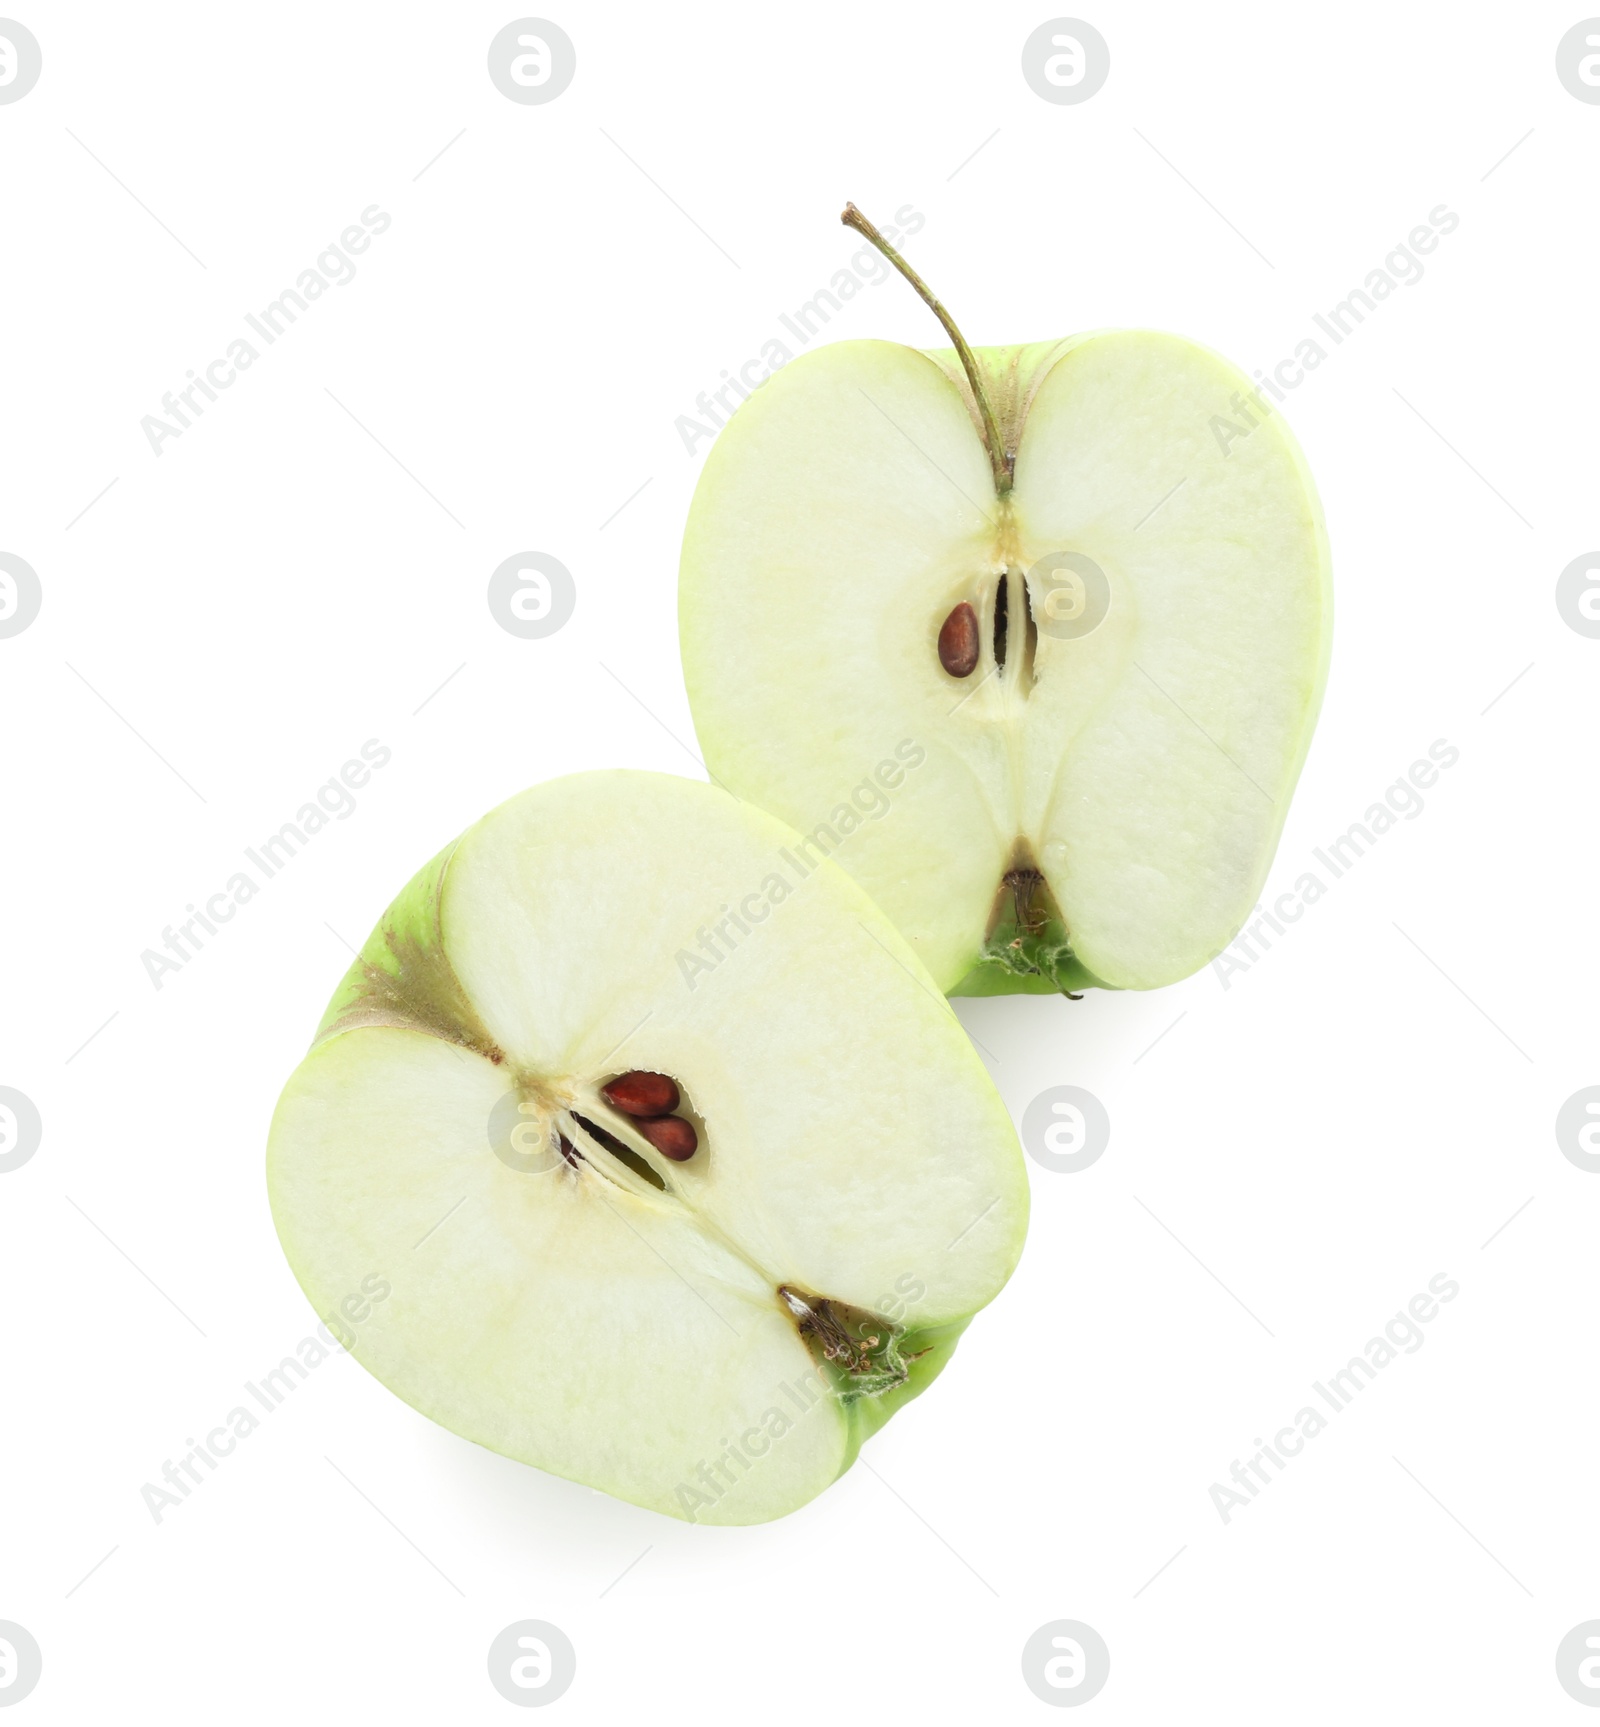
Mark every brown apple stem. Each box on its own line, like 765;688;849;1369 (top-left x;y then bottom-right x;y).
840;201;1012;495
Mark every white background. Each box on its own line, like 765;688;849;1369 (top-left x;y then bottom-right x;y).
2;1;1597;1719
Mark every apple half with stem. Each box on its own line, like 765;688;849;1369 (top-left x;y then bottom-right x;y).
680;205;1333;996
266;771;1027;1525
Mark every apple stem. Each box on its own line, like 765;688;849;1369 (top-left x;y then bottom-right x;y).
840;202;1012;496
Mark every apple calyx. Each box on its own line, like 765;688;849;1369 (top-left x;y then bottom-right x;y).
778;1286;914;1402
962;863;1092;997
840;201;1012;496
987;866;1077;990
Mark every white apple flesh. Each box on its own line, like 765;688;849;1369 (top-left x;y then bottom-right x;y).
266;772;1027;1525
680;217;1332;995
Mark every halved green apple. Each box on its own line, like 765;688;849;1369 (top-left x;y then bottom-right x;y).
680;207;1332;995
266;771;1026;1525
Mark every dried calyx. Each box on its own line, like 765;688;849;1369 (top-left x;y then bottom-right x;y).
979;861;1085;996
778;1285;916;1401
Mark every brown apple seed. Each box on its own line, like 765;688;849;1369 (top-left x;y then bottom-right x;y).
636;1116;698;1161
938;601;979;678
601;1071;680;1116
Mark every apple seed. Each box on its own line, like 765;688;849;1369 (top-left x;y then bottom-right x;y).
635;1115;698;1161
938;601;979;678
601;1070;680;1116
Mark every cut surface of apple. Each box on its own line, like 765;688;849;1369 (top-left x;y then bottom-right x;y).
680;241;1332;996
266;771;1026;1525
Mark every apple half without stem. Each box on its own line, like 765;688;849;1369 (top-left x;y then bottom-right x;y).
679;226;1332;996
266;771;1027;1525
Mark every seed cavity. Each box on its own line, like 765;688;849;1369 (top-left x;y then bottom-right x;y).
937;601;979;678
570;1111;667;1190
1019;571;1039;687
992;576;1009;672
636;1115;698;1162
602;1071;680;1115
558;1134;582;1169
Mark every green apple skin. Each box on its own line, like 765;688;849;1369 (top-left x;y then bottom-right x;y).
680;334;1333;999
267;772;1027;1525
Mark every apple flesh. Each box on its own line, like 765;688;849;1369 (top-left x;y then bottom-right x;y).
679;256;1331;996
266;772;1027;1525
